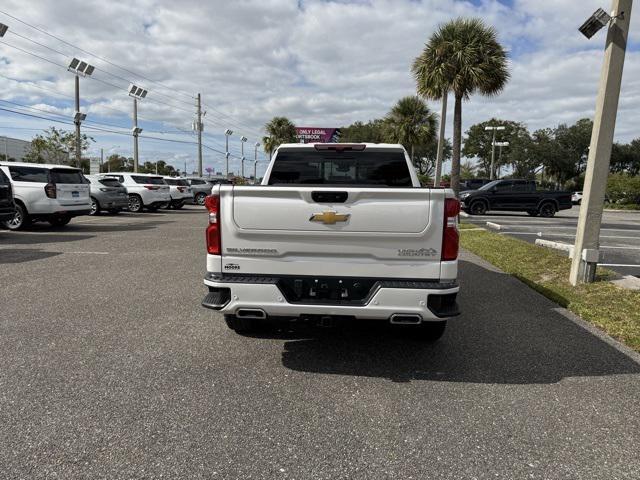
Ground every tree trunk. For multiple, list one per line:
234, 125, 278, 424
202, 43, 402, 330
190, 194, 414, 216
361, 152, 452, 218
451, 94, 463, 196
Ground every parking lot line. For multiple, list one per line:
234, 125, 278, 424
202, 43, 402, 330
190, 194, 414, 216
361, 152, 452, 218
599, 263, 640, 268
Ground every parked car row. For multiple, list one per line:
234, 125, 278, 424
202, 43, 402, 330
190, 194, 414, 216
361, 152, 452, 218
0, 161, 222, 230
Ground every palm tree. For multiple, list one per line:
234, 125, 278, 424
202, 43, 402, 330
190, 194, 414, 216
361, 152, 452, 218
412, 17, 509, 195
384, 96, 437, 165
263, 116, 297, 159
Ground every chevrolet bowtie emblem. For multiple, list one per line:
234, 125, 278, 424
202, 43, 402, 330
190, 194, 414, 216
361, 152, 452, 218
309, 210, 350, 225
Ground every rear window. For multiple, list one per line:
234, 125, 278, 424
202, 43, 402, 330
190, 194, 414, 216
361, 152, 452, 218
267, 150, 412, 187
164, 178, 189, 186
8, 166, 49, 183
50, 168, 85, 184
132, 175, 165, 185
99, 178, 122, 187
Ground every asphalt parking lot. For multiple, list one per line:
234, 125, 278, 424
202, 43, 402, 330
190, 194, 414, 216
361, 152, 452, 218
463, 206, 640, 278
1, 207, 640, 479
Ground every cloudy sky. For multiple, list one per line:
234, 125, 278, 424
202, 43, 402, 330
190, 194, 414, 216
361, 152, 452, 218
0, 0, 638, 176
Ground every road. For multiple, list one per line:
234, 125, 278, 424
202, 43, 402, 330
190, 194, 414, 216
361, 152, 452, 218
1, 207, 640, 479
463, 206, 640, 278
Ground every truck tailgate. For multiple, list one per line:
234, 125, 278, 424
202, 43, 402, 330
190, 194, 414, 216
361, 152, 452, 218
217, 186, 447, 279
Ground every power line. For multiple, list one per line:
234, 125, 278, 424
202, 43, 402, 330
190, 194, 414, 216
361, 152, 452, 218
0, 9, 196, 103
0, 10, 268, 136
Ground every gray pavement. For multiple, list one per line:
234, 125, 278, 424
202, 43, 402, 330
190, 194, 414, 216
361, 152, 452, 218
1, 207, 640, 479
463, 206, 640, 278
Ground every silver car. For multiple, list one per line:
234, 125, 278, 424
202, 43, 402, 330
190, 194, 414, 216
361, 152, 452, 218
184, 177, 214, 205
85, 175, 129, 215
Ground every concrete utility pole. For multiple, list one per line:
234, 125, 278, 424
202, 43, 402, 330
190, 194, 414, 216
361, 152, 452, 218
100, 148, 103, 172
74, 75, 82, 168
434, 93, 447, 187
254, 142, 260, 184
570, 0, 632, 285
196, 93, 203, 177
132, 98, 139, 173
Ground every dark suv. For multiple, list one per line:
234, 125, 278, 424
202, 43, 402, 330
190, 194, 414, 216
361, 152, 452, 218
0, 168, 15, 223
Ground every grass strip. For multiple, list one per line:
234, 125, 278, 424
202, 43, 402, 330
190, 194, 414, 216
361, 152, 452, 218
460, 227, 640, 352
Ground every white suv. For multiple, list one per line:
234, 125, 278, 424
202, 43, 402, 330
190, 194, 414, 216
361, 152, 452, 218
0, 162, 90, 230
104, 172, 170, 213
163, 177, 192, 209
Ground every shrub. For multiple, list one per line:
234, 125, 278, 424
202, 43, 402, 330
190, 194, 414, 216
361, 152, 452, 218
606, 173, 640, 205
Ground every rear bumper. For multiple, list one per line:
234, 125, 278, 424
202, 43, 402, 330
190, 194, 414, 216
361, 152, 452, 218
202, 274, 460, 321
98, 196, 128, 209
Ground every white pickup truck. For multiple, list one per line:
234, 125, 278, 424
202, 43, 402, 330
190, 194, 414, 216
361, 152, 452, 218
202, 143, 460, 340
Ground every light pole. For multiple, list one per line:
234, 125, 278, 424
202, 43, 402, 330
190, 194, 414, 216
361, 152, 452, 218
254, 142, 260, 184
128, 84, 147, 173
485, 125, 505, 180
240, 136, 247, 179
570, 0, 632, 285
224, 129, 233, 178
68, 58, 95, 169
494, 141, 509, 178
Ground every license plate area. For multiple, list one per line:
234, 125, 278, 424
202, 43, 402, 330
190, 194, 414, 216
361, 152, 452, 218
277, 277, 378, 305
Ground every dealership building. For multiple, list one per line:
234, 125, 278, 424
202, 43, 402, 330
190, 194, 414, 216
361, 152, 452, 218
0, 136, 32, 161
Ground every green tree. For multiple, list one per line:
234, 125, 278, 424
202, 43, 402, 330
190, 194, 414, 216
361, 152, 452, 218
384, 96, 437, 165
263, 116, 297, 159
24, 127, 94, 166
339, 119, 388, 143
461, 160, 477, 179
101, 154, 133, 173
611, 139, 640, 175
463, 119, 532, 178
412, 17, 509, 195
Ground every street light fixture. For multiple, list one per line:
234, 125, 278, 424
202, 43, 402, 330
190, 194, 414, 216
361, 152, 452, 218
579, 8, 613, 38
224, 129, 233, 178
485, 125, 505, 180
128, 84, 148, 173
0, 23, 9, 37
68, 58, 95, 77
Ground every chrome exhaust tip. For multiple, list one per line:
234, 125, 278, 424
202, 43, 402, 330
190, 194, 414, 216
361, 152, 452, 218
236, 308, 267, 319
389, 314, 422, 325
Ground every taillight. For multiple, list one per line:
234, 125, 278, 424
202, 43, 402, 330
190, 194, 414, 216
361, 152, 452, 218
441, 198, 460, 261
44, 183, 57, 199
205, 195, 221, 255
177, 186, 185, 193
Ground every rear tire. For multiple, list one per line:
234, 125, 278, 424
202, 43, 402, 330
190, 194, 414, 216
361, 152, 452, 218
469, 200, 487, 216
90, 197, 100, 216
48, 215, 71, 227
417, 321, 447, 342
224, 314, 259, 334
538, 202, 556, 218
195, 192, 206, 206
4, 203, 30, 231
128, 194, 143, 213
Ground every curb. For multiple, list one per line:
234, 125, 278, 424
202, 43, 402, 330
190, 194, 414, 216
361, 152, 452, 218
486, 222, 502, 230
